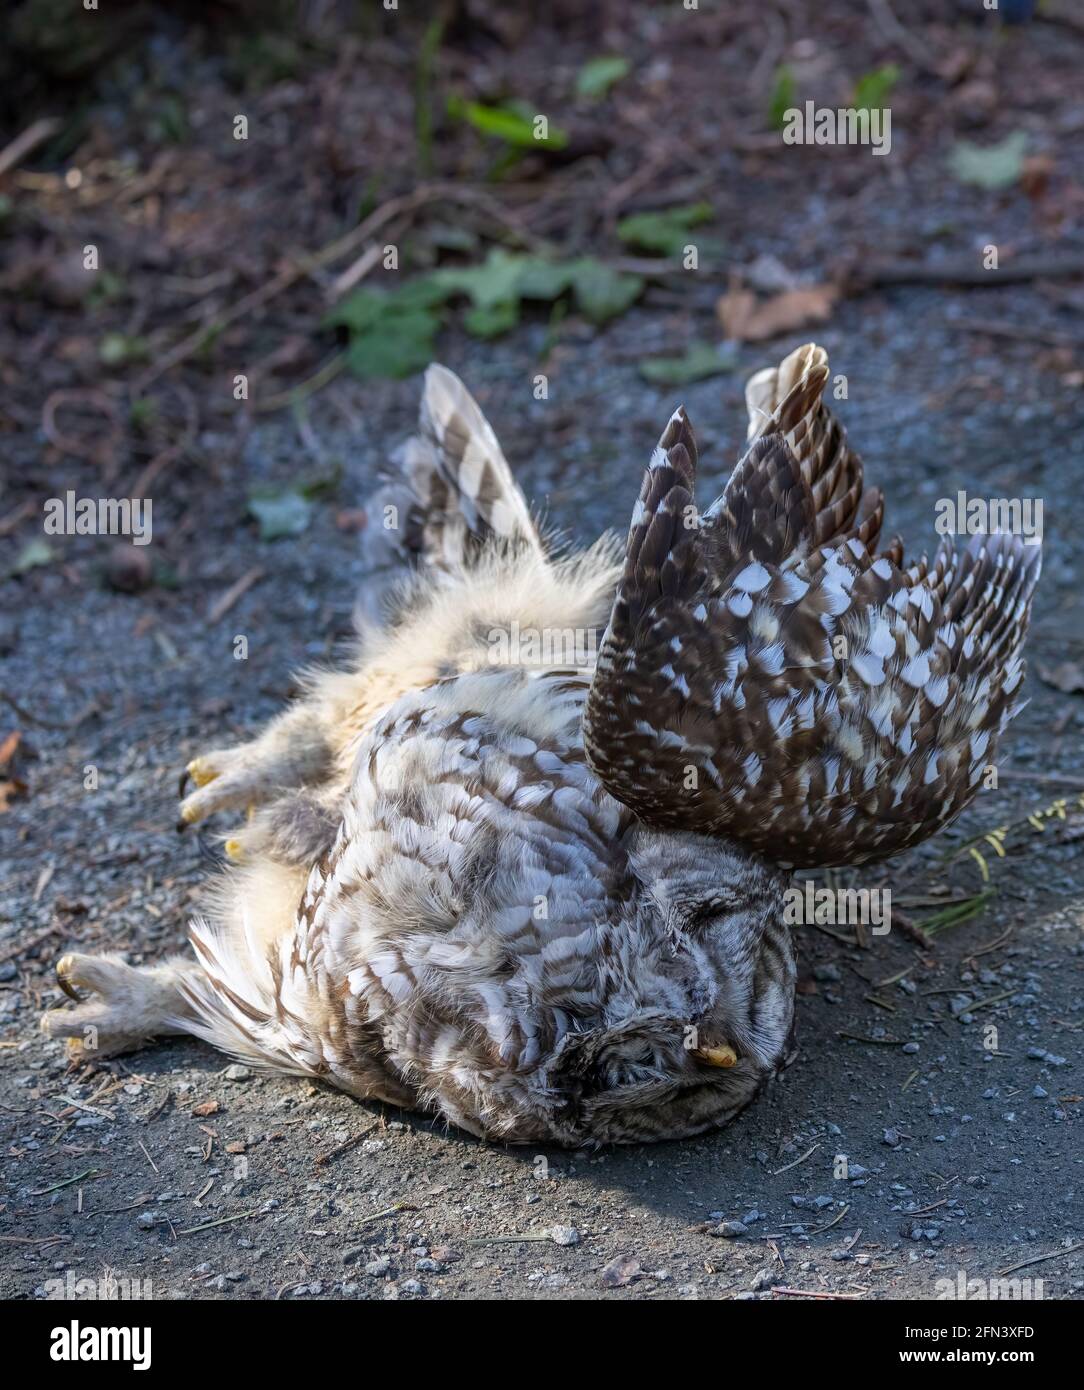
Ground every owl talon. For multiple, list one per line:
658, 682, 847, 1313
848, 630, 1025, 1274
55, 954, 85, 1003
187, 757, 220, 788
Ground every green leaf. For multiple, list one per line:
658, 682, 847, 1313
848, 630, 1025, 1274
515, 259, 578, 301
327, 279, 445, 380
345, 307, 440, 379
447, 96, 568, 149
433, 249, 531, 311
616, 202, 715, 256
99, 332, 149, 366
296, 463, 343, 500
464, 300, 520, 338
853, 63, 899, 111
638, 342, 737, 386
569, 259, 644, 324
768, 65, 796, 132
948, 132, 1029, 190
575, 55, 630, 100
324, 278, 447, 333
13, 538, 55, 574
247, 489, 313, 541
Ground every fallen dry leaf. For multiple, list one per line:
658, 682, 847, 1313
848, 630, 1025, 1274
1038, 661, 1084, 695
1020, 154, 1055, 201
0, 729, 22, 772
0, 778, 27, 812
599, 1254, 643, 1288
191, 1099, 221, 1118
717, 280, 837, 343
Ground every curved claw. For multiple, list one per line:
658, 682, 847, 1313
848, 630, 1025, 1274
55, 954, 84, 1003
186, 757, 220, 788
178, 768, 192, 799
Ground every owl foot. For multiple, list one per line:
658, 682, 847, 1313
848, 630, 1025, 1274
40, 952, 195, 1060
178, 746, 258, 826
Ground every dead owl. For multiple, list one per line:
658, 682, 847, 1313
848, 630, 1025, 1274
41, 344, 1040, 1145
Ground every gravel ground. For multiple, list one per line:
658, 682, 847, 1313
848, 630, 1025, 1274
3, 283, 1083, 1301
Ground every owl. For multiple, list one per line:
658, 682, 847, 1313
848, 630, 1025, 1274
41, 344, 1041, 1146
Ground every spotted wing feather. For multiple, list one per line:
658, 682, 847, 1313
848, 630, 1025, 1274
584, 349, 1041, 867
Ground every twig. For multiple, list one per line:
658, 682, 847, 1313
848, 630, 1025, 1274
997, 1242, 1084, 1278
128, 383, 199, 498
314, 1121, 380, 1168
253, 351, 348, 415
809, 1203, 850, 1235
0, 689, 97, 732
134, 187, 440, 391
966, 989, 1014, 1015
464, 1232, 557, 1245
846, 254, 1084, 294
0, 922, 61, 964
867, 0, 941, 74
907, 1199, 948, 1217
0, 117, 61, 179
175, 1210, 258, 1236
837, 1032, 901, 1046
41, 388, 123, 479
59, 1095, 115, 1120
0, 1234, 71, 1245
771, 1286, 862, 1300
0, 499, 36, 537
145, 1089, 173, 1123
773, 1143, 819, 1177
29, 1168, 101, 1196
354, 1202, 418, 1226
326, 243, 390, 305
206, 567, 266, 625
955, 319, 1082, 349
998, 769, 1084, 790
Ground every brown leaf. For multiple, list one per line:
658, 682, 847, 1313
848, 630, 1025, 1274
1021, 154, 1054, 201
0, 778, 27, 812
1038, 661, 1084, 695
191, 1099, 221, 1117
336, 508, 368, 533
0, 729, 22, 772
717, 281, 837, 343
599, 1254, 643, 1288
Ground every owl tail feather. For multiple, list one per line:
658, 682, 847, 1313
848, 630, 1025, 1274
583, 344, 1041, 869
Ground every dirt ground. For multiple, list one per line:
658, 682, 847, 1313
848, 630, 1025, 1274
1, 2, 1083, 1301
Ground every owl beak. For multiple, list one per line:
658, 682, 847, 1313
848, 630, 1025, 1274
693, 1043, 738, 1068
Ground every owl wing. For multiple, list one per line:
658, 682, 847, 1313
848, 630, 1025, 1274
583, 347, 1041, 868
392, 363, 543, 572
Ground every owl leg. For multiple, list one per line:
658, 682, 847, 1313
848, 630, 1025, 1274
179, 699, 334, 829
40, 952, 198, 1061
218, 791, 341, 866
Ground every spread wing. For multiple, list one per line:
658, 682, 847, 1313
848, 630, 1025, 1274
583, 345, 1041, 868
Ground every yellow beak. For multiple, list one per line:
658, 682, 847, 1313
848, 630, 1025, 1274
694, 1043, 738, 1068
